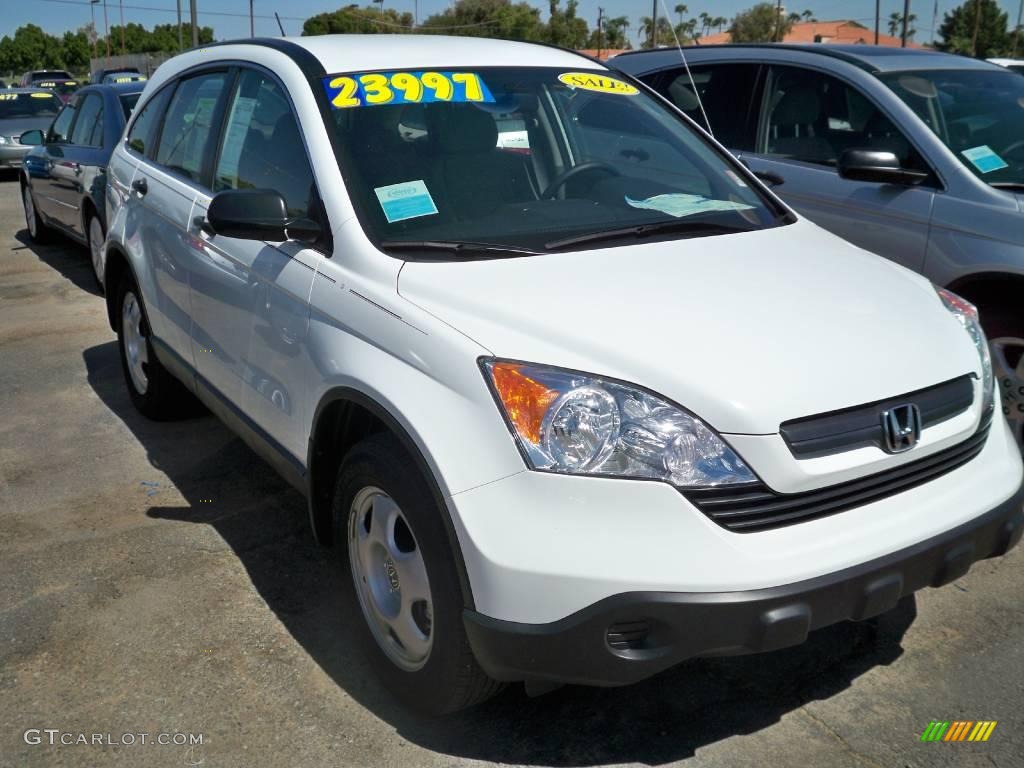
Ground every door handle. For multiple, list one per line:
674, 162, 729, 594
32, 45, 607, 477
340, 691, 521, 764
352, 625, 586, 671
72, 163, 82, 176
193, 215, 216, 237
131, 177, 148, 196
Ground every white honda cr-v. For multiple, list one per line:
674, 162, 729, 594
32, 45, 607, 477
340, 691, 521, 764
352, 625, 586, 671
101, 35, 1023, 714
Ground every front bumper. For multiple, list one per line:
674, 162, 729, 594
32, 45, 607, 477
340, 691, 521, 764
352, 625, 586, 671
0, 144, 30, 166
464, 480, 1024, 686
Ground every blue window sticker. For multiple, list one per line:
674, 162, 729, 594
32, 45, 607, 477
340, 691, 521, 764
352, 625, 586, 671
323, 71, 495, 109
961, 145, 1008, 174
374, 180, 438, 223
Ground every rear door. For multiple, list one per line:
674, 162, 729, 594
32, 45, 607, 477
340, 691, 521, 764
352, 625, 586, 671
742, 64, 937, 271
188, 66, 323, 460
48, 91, 105, 234
34, 97, 78, 224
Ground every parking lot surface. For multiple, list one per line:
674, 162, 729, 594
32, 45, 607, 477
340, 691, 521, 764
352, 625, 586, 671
1, 174, 1022, 768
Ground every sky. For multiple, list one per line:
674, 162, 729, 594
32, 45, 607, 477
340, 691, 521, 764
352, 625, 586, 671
4, 0, 1023, 49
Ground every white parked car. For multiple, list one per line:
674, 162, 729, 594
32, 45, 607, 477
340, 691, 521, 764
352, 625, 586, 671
101, 35, 1024, 713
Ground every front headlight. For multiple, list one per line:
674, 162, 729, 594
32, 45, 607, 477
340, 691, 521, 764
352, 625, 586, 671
936, 287, 994, 411
482, 360, 756, 487
0, 136, 8, 145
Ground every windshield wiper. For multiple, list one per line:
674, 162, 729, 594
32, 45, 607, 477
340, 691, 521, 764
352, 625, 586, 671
379, 240, 541, 258
989, 182, 1024, 191
544, 219, 752, 251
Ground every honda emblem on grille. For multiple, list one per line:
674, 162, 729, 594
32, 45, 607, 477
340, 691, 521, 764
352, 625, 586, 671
882, 403, 922, 453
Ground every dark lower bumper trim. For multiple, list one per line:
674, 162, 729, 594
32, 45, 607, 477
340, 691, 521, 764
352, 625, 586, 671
464, 481, 1024, 687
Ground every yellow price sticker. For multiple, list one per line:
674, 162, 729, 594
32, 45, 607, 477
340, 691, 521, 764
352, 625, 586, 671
324, 71, 494, 109
558, 72, 639, 96
31, 92, 53, 99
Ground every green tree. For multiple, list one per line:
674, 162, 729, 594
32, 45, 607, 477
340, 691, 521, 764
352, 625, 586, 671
937, 0, 1010, 56
639, 15, 673, 47
729, 3, 792, 42
546, 0, 589, 47
674, 4, 688, 25
303, 5, 413, 35
418, 0, 543, 39
586, 15, 631, 49
802, 9, 816, 21
59, 29, 91, 70
887, 11, 917, 38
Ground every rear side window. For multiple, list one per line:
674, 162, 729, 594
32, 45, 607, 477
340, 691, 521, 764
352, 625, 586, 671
48, 101, 77, 143
127, 86, 173, 156
213, 69, 317, 220
70, 93, 103, 147
156, 71, 229, 183
655, 64, 761, 151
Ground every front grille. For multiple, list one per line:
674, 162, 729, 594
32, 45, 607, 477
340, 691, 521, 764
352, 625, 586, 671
780, 375, 974, 458
683, 416, 991, 533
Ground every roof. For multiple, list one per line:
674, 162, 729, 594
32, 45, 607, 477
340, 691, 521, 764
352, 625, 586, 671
5, 87, 62, 94
79, 81, 147, 95
286, 35, 601, 73
699, 20, 923, 49
615, 42, 1003, 74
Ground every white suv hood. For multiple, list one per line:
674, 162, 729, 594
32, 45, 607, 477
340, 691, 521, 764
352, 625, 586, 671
397, 221, 980, 434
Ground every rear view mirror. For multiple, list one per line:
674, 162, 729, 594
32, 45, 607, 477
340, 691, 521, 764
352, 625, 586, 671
19, 129, 44, 146
838, 149, 929, 186
205, 189, 321, 243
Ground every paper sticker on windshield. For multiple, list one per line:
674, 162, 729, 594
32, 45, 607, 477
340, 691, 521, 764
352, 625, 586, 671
961, 145, 1008, 174
323, 71, 495, 109
558, 72, 639, 96
625, 193, 754, 218
375, 180, 438, 223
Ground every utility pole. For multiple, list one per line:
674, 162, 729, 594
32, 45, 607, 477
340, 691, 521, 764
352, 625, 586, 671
775, 0, 783, 41
901, 0, 911, 47
176, 0, 183, 50
190, 0, 198, 47
249, 0, 254, 36
103, 0, 110, 62
971, 0, 982, 56
1014, 0, 1023, 56
650, 0, 657, 47
874, 0, 880, 43
90, 0, 100, 62
119, 0, 126, 54
597, 7, 604, 58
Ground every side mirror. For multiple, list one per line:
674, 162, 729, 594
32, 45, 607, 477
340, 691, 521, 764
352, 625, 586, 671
838, 149, 929, 185
19, 129, 44, 146
205, 189, 321, 243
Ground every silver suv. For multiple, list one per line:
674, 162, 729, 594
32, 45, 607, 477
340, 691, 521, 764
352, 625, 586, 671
613, 45, 1024, 446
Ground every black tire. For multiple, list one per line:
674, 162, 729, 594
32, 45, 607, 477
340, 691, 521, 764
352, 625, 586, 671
86, 210, 106, 293
21, 181, 51, 244
333, 433, 503, 715
115, 272, 196, 420
977, 303, 1024, 450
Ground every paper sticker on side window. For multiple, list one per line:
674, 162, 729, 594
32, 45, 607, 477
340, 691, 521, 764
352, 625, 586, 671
375, 180, 438, 223
323, 71, 495, 109
961, 145, 1008, 174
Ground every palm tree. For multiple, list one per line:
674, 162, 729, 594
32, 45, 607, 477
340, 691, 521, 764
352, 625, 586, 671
802, 9, 816, 21
888, 11, 917, 38
715, 15, 727, 32
699, 11, 711, 35
674, 3, 688, 26
788, 11, 801, 23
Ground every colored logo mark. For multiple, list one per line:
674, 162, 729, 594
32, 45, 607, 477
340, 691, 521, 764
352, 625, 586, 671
920, 721, 997, 742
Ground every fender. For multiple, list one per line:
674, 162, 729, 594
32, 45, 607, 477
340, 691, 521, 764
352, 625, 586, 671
308, 386, 476, 610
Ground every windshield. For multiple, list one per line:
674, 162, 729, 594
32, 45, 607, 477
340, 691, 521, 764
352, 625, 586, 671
322, 67, 786, 255
0, 92, 62, 118
879, 68, 1024, 186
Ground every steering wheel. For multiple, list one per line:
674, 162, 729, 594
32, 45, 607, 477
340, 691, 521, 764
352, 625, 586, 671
1000, 139, 1024, 160
540, 161, 620, 200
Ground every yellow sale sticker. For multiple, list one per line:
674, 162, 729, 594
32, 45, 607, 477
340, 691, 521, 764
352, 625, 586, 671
30, 92, 53, 98
558, 72, 639, 96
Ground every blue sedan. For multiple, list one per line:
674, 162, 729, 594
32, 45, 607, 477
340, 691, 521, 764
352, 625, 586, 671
20, 82, 144, 291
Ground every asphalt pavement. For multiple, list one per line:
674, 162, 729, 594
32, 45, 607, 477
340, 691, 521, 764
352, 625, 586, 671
1, 172, 1022, 768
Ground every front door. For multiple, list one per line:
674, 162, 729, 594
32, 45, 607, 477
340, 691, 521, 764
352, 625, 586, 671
743, 64, 936, 272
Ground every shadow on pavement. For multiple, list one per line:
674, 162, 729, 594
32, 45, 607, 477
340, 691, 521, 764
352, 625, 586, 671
84, 339, 917, 766
13, 227, 101, 298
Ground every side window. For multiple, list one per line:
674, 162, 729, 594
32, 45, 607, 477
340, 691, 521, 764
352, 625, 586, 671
657, 64, 761, 150
70, 94, 103, 147
155, 71, 230, 184
48, 101, 77, 143
213, 69, 317, 220
762, 66, 925, 170
127, 85, 173, 156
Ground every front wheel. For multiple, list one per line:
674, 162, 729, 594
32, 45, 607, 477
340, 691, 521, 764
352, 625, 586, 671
333, 433, 502, 714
